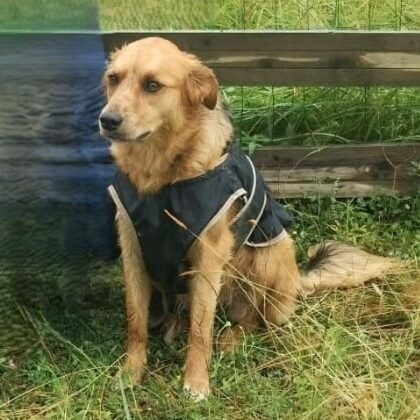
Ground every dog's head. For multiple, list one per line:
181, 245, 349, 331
99, 37, 218, 143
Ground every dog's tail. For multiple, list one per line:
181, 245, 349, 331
299, 240, 400, 297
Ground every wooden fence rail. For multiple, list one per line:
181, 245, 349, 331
103, 31, 420, 86
254, 143, 419, 197
1, 31, 419, 199
1, 143, 417, 200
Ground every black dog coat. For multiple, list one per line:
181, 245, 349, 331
108, 143, 293, 295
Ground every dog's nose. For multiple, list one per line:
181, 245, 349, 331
100, 112, 123, 131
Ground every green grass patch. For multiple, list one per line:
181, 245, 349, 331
0, 0, 99, 31
1, 195, 419, 418
224, 86, 420, 147
98, 0, 420, 30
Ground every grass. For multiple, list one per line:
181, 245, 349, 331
98, 0, 420, 30
224, 86, 420, 149
0, 0, 99, 31
1, 196, 419, 419
1, 1, 419, 418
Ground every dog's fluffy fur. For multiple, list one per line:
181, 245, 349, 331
100, 37, 395, 399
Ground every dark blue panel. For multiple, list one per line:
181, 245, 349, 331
0, 34, 118, 265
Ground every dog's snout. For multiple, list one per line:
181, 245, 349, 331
100, 112, 123, 131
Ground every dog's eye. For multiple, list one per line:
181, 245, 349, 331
144, 80, 162, 93
108, 74, 119, 86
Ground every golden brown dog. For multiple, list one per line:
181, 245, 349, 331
99, 37, 394, 400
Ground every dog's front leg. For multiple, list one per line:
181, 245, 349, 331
183, 266, 222, 399
183, 222, 234, 400
116, 210, 152, 384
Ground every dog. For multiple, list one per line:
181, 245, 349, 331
99, 37, 395, 400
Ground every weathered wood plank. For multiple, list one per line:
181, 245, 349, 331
254, 143, 419, 197
102, 31, 420, 53
3, 143, 416, 166
213, 68, 420, 86
4, 32, 420, 85
265, 179, 416, 198
261, 165, 413, 183
102, 31, 420, 86
1, 143, 417, 198
252, 143, 420, 167
200, 51, 420, 69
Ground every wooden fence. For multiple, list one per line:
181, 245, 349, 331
1, 31, 419, 202
0, 30, 419, 262
104, 31, 420, 86
104, 31, 420, 197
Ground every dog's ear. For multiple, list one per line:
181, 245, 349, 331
184, 61, 218, 110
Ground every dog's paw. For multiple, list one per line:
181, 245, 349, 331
183, 377, 210, 401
